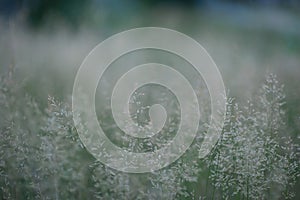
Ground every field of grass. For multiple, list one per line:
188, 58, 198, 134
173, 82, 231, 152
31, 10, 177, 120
0, 2, 299, 199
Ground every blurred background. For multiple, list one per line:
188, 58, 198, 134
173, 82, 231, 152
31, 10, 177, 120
1, 0, 299, 109
0, 0, 299, 199
1, 0, 300, 137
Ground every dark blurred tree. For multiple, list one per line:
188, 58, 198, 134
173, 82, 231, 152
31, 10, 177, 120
1, 0, 299, 28
0, 0, 23, 20
27, 0, 91, 28
0, 0, 91, 28
141, 0, 199, 8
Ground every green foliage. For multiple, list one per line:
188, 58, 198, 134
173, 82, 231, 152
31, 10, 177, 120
0, 72, 299, 199
208, 74, 299, 199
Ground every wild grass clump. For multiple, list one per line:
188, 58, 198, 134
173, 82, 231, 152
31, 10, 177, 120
0, 70, 299, 199
207, 74, 299, 200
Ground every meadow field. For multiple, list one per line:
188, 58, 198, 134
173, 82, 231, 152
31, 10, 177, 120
0, 1, 299, 199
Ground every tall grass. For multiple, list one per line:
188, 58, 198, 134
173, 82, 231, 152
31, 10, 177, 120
208, 74, 299, 199
0, 69, 299, 199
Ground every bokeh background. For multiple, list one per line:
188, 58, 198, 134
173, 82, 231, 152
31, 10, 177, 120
1, 0, 300, 115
